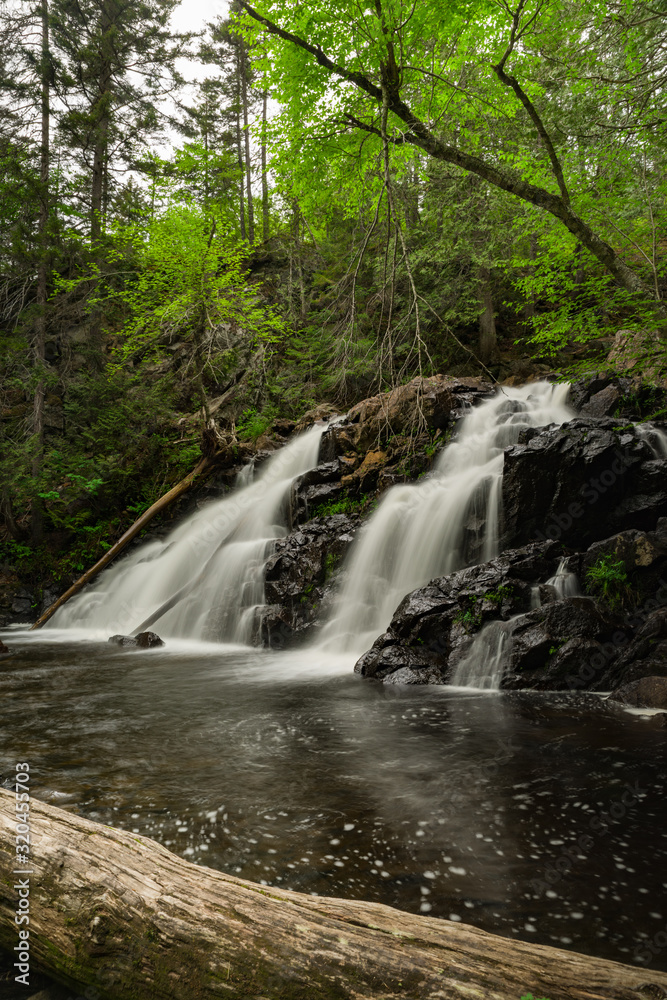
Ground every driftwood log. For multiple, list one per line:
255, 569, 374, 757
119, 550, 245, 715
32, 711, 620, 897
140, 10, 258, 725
1, 790, 667, 1000
30, 454, 216, 630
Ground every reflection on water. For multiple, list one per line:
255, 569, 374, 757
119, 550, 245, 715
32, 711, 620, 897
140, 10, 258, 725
1, 630, 666, 970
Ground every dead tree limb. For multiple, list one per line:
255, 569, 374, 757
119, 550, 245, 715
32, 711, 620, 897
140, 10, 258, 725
30, 454, 216, 630
1, 789, 665, 1000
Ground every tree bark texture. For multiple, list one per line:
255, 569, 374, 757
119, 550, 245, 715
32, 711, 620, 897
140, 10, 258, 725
478, 265, 498, 365
261, 89, 269, 241
1, 789, 666, 1000
240, 41, 255, 242
235, 44, 247, 240
31, 0, 50, 545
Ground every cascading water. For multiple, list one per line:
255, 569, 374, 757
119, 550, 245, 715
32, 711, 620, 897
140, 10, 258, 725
317, 382, 573, 657
531, 557, 580, 609
48, 425, 326, 641
449, 620, 512, 690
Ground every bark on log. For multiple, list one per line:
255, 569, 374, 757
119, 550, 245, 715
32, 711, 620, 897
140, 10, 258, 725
1, 789, 666, 1000
30, 455, 215, 630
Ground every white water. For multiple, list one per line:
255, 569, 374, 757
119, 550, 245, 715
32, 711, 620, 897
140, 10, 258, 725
317, 382, 573, 657
531, 557, 580, 609
48, 426, 326, 641
637, 423, 667, 459
449, 620, 512, 690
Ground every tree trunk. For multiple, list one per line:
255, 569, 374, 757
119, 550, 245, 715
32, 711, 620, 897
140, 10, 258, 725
0, 790, 665, 1000
30, 454, 215, 630
90, 14, 111, 244
240, 41, 254, 242
31, 0, 50, 545
478, 264, 498, 365
261, 88, 269, 241
0, 489, 23, 542
235, 46, 246, 240
88, 1, 113, 361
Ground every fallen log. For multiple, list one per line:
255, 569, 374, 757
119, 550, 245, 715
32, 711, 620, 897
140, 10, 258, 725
30, 454, 215, 630
1, 790, 666, 1000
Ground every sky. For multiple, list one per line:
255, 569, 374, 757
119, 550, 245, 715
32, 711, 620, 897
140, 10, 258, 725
172, 0, 229, 82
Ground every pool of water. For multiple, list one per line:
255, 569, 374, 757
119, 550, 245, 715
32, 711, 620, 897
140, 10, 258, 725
1, 628, 666, 970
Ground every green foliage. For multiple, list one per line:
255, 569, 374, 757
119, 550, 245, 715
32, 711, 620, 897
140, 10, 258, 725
484, 584, 513, 605
453, 596, 482, 633
313, 492, 363, 517
585, 554, 631, 610
236, 406, 278, 442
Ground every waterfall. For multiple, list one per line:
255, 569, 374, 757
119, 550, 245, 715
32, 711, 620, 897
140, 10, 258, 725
449, 620, 511, 690
48, 425, 326, 641
317, 382, 573, 655
531, 557, 580, 609
637, 423, 667, 459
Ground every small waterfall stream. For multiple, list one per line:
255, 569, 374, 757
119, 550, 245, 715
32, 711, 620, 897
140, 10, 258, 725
50, 381, 574, 694
48, 425, 326, 640
317, 382, 573, 657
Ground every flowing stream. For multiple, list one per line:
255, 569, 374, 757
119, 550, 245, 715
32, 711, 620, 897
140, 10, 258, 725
318, 381, 573, 656
1, 634, 665, 971
49, 425, 325, 642
4, 380, 667, 972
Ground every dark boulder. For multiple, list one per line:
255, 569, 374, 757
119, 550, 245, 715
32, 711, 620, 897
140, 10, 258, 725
291, 462, 345, 524
581, 520, 667, 610
108, 631, 165, 649
501, 417, 667, 550
601, 607, 667, 691
500, 597, 620, 691
609, 675, 667, 710
354, 540, 563, 684
567, 374, 619, 412
0, 640, 12, 660
580, 384, 622, 417
109, 634, 138, 647
136, 631, 165, 648
10, 589, 34, 620
262, 514, 360, 646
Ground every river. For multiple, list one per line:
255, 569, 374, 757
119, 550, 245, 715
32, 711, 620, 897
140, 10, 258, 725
1, 629, 665, 971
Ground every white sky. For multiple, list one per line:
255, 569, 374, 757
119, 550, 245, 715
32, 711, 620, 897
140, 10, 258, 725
172, 0, 230, 82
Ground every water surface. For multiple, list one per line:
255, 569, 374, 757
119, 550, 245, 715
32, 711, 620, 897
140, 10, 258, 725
1, 630, 665, 970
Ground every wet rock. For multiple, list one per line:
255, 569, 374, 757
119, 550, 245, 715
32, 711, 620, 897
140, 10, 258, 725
0, 640, 12, 660
39, 587, 60, 616
108, 631, 164, 648
354, 540, 563, 684
581, 521, 667, 609
501, 417, 667, 550
501, 597, 619, 691
109, 634, 137, 646
262, 514, 360, 645
609, 675, 667, 710
136, 631, 165, 648
567, 374, 617, 412
580, 384, 621, 417
292, 462, 346, 523
600, 607, 667, 690
10, 588, 34, 618
341, 449, 389, 494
